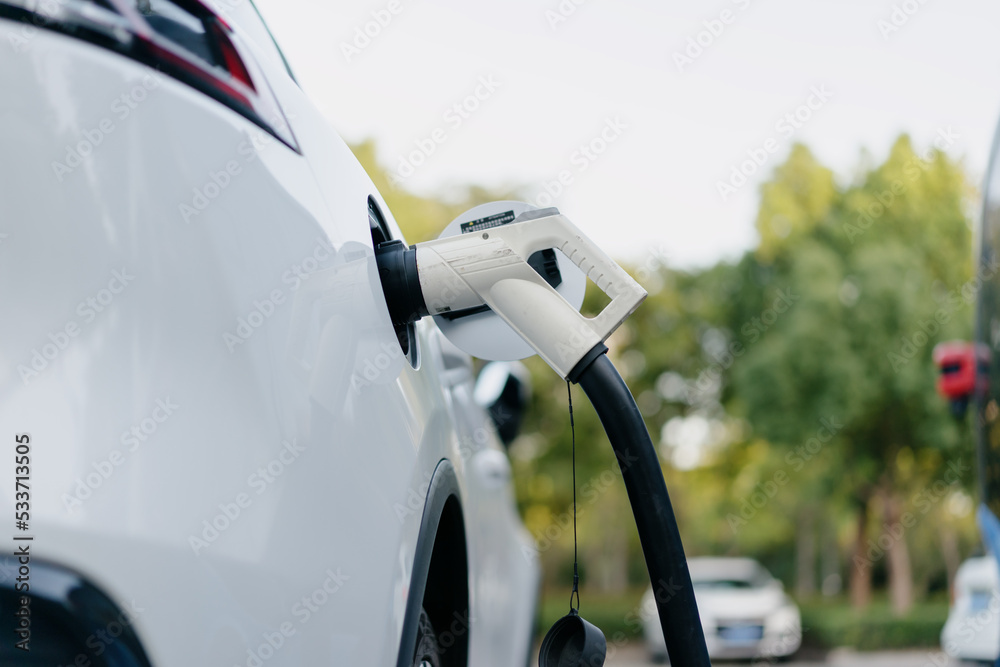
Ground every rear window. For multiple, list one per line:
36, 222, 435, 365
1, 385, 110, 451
133, 0, 220, 68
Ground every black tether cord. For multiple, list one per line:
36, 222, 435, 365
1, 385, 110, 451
568, 381, 580, 614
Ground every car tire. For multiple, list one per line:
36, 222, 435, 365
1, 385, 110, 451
413, 607, 442, 667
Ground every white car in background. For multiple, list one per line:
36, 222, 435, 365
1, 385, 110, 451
642, 557, 801, 663
941, 556, 1000, 663
0, 1, 538, 665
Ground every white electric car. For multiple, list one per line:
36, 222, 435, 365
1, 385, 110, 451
0, 1, 539, 665
941, 556, 1000, 663
642, 557, 801, 663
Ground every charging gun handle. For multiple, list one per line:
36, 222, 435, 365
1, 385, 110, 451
414, 211, 647, 380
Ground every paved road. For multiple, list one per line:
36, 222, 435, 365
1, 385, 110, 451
599, 643, 952, 667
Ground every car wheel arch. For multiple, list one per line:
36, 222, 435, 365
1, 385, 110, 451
396, 458, 469, 667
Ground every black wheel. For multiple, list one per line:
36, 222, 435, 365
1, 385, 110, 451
412, 607, 442, 667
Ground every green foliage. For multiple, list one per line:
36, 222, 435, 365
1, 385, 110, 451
800, 598, 949, 650
755, 144, 837, 261
731, 139, 972, 516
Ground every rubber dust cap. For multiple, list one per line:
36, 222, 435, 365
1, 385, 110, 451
538, 610, 606, 667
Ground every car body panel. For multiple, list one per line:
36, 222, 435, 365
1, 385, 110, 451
941, 556, 1000, 661
0, 7, 537, 666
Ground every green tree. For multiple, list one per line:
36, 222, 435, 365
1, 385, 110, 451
730, 138, 974, 614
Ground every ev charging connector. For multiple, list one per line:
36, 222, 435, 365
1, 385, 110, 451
375, 208, 646, 380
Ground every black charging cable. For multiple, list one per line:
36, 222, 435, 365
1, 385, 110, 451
571, 349, 711, 667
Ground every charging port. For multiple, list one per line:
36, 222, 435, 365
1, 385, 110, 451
369, 198, 420, 367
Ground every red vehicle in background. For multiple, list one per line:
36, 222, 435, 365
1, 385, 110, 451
933, 341, 989, 418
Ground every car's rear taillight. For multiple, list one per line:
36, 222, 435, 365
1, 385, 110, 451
0, 0, 298, 151
209, 18, 253, 89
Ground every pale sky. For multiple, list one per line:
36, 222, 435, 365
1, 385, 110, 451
255, 0, 1000, 268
